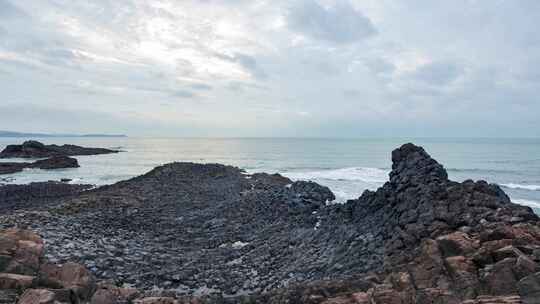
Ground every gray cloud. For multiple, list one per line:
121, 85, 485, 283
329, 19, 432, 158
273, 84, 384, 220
364, 58, 395, 76
215, 52, 268, 80
287, 0, 376, 44
0, 0, 26, 18
0, 0, 538, 137
171, 90, 196, 99
411, 61, 464, 85
190, 83, 213, 91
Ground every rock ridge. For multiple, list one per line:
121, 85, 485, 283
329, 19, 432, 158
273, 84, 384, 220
0, 156, 79, 175
0, 141, 119, 159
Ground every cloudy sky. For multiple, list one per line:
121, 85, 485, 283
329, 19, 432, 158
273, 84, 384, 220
1, 0, 539, 137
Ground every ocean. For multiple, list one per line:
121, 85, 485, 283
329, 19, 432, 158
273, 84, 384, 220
1, 137, 539, 213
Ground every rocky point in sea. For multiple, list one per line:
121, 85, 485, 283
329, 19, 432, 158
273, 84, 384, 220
0, 156, 80, 175
0, 143, 539, 304
0, 140, 120, 158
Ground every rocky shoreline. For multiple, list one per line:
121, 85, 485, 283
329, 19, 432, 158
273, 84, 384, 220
0, 143, 539, 303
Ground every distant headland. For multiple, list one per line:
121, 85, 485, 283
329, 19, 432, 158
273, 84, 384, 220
0, 130, 127, 138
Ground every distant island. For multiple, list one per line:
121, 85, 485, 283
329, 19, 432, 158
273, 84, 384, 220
0, 130, 127, 138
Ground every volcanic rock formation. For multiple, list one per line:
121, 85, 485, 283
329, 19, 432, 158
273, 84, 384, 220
0, 143, 539, 304
0, 156, 80, 175
0, 141, 119, 158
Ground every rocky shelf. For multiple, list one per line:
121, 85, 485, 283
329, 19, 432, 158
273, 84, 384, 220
0, 156, 79, 175
0, 143, 539, 304
0, 141, 120, 159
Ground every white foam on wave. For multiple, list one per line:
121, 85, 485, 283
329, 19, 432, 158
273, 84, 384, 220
281, 167, 389, 184
502, 183, 540, 191
512, 198, 540, 209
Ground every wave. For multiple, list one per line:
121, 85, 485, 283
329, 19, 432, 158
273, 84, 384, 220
281, 167, 389, 184
501, 183, 540, 191
446, 168, 520, 174
512, 198, 540, 209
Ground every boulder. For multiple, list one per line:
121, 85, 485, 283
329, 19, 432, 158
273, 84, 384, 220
482, 258, 518, 295
437, 232, 478, 257
39, 262, 95, 300
133, 298, 178, 304
518, 272, 540, 304
0, 229, 44, 275
17, 288, 73, 304
0, 273, 35, 290
91, 284, 140, 304
444, 256, 478, 298
409, 239, 447, 290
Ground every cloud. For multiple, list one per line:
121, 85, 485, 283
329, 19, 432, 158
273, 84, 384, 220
215, 52, 268, 80
190, 83, 213, 91
364, 58, 395, 76
171, 90, 196, 99
0, 1, 539, 137
287, 0, 376, 44
410, 61, 464, 85
0, 0, 26, 18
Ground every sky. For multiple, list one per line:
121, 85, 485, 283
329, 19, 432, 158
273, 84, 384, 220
0, 0, 539, 137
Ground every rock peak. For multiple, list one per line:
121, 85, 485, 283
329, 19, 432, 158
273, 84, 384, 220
389, 143, 448, 186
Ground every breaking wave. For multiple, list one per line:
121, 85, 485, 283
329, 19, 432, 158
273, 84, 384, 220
281, 167, 389, 184
512, 198, 540, 209
501, 183, 540, 191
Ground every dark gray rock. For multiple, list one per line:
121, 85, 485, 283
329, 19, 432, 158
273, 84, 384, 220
0, 156, 79, 175
0, 140, 119, 158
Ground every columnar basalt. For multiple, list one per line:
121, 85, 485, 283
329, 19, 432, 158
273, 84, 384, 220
0, 143, 538, 304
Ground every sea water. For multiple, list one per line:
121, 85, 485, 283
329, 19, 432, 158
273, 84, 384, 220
1, 137, 539, 213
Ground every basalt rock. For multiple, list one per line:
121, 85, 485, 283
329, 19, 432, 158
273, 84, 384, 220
0, 156, 79, 175
0, 140, 119, 158
0, 143, 538, 304
0, 182, 92, 213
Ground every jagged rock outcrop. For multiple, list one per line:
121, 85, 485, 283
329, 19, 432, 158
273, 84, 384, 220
0, 141, 119, 158
0, 143, 538, 303
0, 156, 80, 175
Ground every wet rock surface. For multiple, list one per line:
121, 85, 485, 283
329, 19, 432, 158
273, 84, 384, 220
0, 140, 119, 158
0, 143, 538, 303
0, 156, 80, 175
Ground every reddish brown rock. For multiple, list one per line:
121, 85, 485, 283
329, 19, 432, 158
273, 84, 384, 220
351, 292, 371, 304
461, 295, 522, 304
134, 298, 178, 304
0, 229, 44, 275
0, 273, 35, 290
39, 262, 95, 300
444, 256, 478, 299
437, 232, 479, 257
91, 284, 140, 304
415, 288, 459, 304
482, 258, 518, 295
370, 284, 407, 304
409, 239, 448, 290
17, 288, 62, 304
